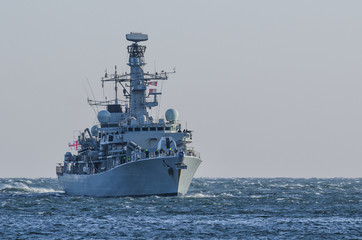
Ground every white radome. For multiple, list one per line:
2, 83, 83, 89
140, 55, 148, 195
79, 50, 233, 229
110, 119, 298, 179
97, 110, 111, 123
165, 109, 179, 123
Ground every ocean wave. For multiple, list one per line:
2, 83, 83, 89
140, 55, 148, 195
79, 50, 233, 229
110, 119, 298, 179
0, 179, 62, 194
186, 193, 217, 198
1, 185, 60, 194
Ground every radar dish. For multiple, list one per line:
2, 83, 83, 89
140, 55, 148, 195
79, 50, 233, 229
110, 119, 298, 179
126, 32, 148, 42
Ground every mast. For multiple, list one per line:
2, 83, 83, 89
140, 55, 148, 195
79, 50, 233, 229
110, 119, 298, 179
114, 66, 118, 105
88, 32, 174, 123
126, 33, 148, 119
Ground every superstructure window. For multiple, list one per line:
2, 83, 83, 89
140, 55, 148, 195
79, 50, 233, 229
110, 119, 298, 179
128, 128, 133, 132
157, 127, 164, 131
109, 135, 114, 142
165, 127, 171, 131
135, 127, 140, 131
142, 127, 148, 131
150, 127, 156, 131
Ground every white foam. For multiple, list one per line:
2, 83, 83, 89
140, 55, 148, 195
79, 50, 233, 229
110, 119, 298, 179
0, 182, 60, 194
28, 187, 58, 193
250, 195, 262, 199
220, 193, 234, 197
186, 193, 217, 198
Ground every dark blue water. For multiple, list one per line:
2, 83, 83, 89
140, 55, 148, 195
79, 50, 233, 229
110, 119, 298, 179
0, 178, 361, 239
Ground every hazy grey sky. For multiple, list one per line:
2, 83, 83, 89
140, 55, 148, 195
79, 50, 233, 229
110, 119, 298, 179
0, 0, 361, 178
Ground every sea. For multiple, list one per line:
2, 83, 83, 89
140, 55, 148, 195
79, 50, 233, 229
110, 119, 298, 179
0, 178, 361, 239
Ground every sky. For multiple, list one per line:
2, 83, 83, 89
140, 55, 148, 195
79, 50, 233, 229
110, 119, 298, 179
0, 0, 361, 178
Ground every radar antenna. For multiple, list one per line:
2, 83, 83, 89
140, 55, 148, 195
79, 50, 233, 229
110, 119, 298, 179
88, 32, 175, 121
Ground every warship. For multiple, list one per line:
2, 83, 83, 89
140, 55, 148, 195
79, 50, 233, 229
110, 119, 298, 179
56, 33, 202, 197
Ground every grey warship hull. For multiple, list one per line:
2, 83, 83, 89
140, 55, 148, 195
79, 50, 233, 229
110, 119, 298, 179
58, 156, 201, 197
57, 32, 202, 197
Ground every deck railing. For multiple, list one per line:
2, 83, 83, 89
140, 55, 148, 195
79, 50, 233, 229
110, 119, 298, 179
142, 150, 200, 159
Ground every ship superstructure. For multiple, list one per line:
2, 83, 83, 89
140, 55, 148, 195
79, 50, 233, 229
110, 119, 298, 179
56, 33, 201, 197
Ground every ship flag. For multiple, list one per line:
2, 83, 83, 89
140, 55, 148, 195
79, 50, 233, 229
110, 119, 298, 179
69, 141, 81, 150
149, 89, 156, 93
148, 81, 158, 86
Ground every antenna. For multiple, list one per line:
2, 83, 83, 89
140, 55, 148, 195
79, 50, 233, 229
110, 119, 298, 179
82, 83, 98, 119
126, 32, 148, 42
86, 78, 98, 112
89, 33, 172, 117
156, 80, 164, 120
114, 65, 118, 104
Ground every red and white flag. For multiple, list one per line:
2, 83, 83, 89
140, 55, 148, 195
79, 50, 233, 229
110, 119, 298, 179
148, 81, 158, 86
149, 89, 156, 93
69, 141, 81, 150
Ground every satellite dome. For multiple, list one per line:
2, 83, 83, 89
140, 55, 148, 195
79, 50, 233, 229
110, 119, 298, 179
97, 110, 111, 123
165, 109, 179, 123
91, 125, 99, 136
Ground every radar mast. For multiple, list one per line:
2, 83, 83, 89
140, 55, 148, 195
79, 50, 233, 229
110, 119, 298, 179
88, 32, 174, 123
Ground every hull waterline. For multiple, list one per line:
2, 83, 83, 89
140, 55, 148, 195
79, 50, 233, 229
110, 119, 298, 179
58, 156, 201, 197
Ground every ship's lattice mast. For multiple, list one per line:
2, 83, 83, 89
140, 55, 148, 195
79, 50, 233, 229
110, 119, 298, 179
88, 33, 174, 123
128, 42, 147, 119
